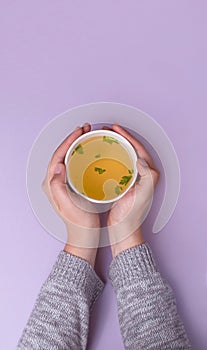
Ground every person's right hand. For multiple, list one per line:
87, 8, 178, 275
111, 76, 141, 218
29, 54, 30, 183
42, 123, 100, 267
106, 125, 160, 257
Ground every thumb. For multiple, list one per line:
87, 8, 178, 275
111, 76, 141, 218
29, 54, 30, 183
54, 162, 66, 176
50, 164, 95, 214
52, 163, 67, 187
50, 163, 71, 205
136, 158, 151, 177
136, 158, 154, 194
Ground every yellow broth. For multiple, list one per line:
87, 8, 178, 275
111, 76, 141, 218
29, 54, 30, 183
68, 135, 134, 200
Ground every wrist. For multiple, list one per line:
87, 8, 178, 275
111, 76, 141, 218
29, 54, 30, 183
65, 222, 100, 249
110, 227, 145, 258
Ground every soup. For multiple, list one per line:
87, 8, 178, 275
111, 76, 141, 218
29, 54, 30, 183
67, 135, 134, 201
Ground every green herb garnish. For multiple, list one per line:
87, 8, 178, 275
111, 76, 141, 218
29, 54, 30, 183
115, 185, 122, 195
72, 144, 83, 155
119, 175, 132, 186
94, 167, 106, 174
128, 169, 134, 174
103, 136, 119, 144
95, 153, 101, 158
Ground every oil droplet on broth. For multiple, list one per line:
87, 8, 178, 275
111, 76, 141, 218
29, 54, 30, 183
83, 158, 131, 200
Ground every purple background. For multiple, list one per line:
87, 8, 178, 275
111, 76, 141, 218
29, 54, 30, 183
1, 1, 207, 349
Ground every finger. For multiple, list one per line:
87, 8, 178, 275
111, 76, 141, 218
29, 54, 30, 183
48, 126, 83, 177
102, 125, 112, 130
52, 126, 83, 164
112, 124, 155, 169
82, 122, 91, 133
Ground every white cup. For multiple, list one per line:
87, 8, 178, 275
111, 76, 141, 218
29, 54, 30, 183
64, 129, 138, 207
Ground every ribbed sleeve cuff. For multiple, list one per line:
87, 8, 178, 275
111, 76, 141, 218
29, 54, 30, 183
48, 251, 104, 307
109, 243, 158, 289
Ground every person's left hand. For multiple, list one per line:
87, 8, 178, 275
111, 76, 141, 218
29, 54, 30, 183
42, 123, 100, 267
104, 124, 159, 257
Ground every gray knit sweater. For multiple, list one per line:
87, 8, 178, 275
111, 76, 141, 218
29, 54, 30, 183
17, 244, 191, 349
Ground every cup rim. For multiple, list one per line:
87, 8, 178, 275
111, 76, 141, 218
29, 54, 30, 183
64, 129, 138, 204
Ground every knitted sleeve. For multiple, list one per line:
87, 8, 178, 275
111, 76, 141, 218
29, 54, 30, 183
17, 251, 104, 350
109, 243, 191, 350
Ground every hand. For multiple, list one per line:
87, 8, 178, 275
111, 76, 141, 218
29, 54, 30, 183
105, 124, 159, 257
42, 123, 100, 267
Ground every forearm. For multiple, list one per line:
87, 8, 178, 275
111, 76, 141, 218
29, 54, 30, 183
109, 243, 191, 350
18, 251, 104, 350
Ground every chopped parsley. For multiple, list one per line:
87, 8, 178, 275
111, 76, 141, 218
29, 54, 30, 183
115, 185, 122, 195
103, 136, 119, 144
119, 175, 132, 186
72, 144, 83, 155
94, 167, 106, 174
95, 153, 101, 158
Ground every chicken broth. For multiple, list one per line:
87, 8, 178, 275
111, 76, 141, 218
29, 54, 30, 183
68, 135, 134, 201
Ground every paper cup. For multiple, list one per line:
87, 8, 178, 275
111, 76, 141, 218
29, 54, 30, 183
64, 130, 138, 205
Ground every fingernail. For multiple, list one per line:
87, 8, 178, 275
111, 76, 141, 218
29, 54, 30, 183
82, 122, 90, 127
55, 164, 62, 174
139, 158, 148, 167
75, 126, 82, 130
